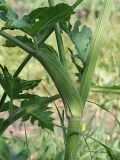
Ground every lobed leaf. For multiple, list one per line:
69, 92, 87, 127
0, 65, 41, 100
0, 95, 56, 133
0, 1, 31, 31
27, 3, 74, 36
62, 21, 92, 64
21, 96, 54, 131
0, 2, 73, 36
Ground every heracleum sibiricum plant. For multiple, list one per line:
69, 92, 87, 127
1, 0, 119, 159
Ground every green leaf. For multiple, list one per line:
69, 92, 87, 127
0, 0, 6, 4
90, 85, 120, 94
27, 3, 74, 36
3, 35, 33, 48
62, 21, 92, 64
4, 17, 31, 31
0, 137, 9, 160
0, 95, 59, 135
0, 3, 73, 36
68, 48, 83, 82
90, 137, 120, 160
0, 101, 18, 112
0, 65, 41, 100
0, 12, 6, 20
74, 25, 92, 64
0, 2, 32, 31
21, 96, 54, 131
12, 149, 28, 160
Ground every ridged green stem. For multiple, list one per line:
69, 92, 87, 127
79, 0, 112, 105
35, 48, 83, 118
64, 118, 80, 160
0, 30, 83, 118
48, 0, 67, 68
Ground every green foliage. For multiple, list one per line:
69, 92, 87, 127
0, 65, 41, 100
91, 85, 120, 94
0, 65, 55, 132
62, 21, 92, 64
0, 137, 9, 160
0, 0, 74, 36
10, 150, 29, 160
21, 96, 54, 131
0, 0, 31, 30
28, 3, 74, 36
0, 0, 115, 159
4, 35, 33, 48
92, 138, 120, 160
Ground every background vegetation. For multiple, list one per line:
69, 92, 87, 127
0, 0, 120, 159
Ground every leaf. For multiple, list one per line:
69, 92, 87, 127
90, 85, 120, 95
0, 95, 58, 135
21, 96, 54, 131
3, 35, 33, 48
62, 21, 92, 64
0, 137, 9, 160
68, 48, 84, 81
75, 25, 92, 64
0, 11, 6, 20
0, 101, 18, 112
0, 0, 6, 4
40, 43, 58, 57
10, 149, 29, 160
26, 3, 74, 36
0, 65, 41, 100
90, 137, 120, 160
0, 2, 73, 36
0, 2, 32, 31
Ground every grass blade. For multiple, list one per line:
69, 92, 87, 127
90, 85, 120, 95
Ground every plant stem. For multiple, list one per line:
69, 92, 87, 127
64, 117, 80, 160
0, 31, 35, 54
79, 0, 112, 105
48, 0, 67, 68
72, 0, 84, 9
